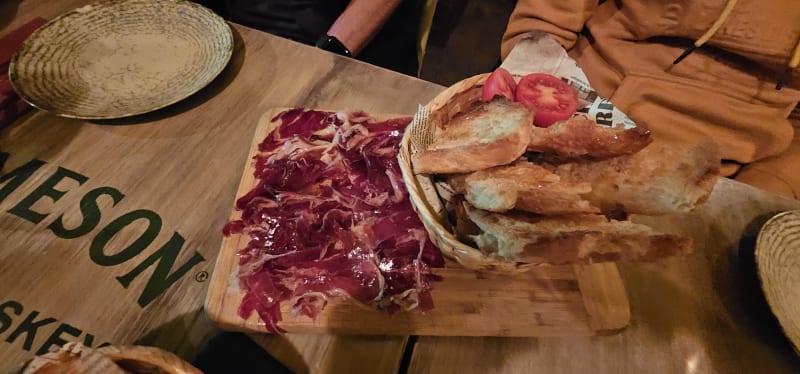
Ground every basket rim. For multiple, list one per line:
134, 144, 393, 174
398, 73, 540, 273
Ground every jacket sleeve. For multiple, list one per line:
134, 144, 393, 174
501, 0, 599, 61
734, 105, 800, 199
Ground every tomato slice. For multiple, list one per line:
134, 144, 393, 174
514, 73, 578, 127
481, 68, 516, 101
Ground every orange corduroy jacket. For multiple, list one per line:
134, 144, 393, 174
502, 0, 800, 198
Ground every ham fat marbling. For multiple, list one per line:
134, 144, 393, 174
224, 109, 443, 333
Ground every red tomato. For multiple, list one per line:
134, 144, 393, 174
481, 68, 516, 101
514, 73, 578, 127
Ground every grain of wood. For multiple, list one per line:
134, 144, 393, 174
6, 2, 800, 373
0, 3, 441, 370
248, 333, 408, 374
573, 263, 630, 331
409, 179, 800, 374
205, 108, 629, 337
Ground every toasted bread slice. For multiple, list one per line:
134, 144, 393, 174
528, 117, 652, 159
448, 162, 598, 215
548, 140, 719, 215
464, 204, 692, 265
413, 97, 533, 174
450, 140, 718, 216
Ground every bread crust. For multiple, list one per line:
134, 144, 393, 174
449, 139, 719, 217
413, 97, 533, 174
449, 162, 598, 215
547, 140, 720, 215
528, 117, 652, 159
464, 204, 692, 265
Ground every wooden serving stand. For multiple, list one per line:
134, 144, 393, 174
204, 108, 630, 337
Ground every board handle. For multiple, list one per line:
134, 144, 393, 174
574, 264, 631, 332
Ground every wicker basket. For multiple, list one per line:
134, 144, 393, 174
21, 343, 200, 374
755, 210, 800, 355
398, 73, 541, 274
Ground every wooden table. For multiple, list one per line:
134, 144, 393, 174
2, 1, 800, 373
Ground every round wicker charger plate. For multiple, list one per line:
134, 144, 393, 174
9, 0, 233, 120
21, 343, 200, 373
755, 210, 800, 355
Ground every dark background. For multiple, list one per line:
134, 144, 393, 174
419, 0, 516, 86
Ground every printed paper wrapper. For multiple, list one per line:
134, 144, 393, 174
398, 31, 641, 272
502, 32, 637, 129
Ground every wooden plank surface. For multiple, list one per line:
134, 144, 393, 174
248, 333, 410, 374
0, 1, 441, 370
408, 179, 800, 373
205, 108, 629, 337
4, 2, 800, 373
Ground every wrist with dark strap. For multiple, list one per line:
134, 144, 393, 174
315, 35, 352, 57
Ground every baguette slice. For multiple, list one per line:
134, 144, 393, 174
450, 140, 718, 216
548, 140, 719, 215
448, 162, 598, 215
528, 117, 652, 160
413, 97, 533, 174
464, 204, 692, 265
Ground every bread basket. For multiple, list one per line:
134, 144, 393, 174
398, 73, 541, 274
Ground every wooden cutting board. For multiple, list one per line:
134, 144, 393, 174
204, 108, 631, 337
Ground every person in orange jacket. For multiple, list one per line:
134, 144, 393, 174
502, 0, 800, 199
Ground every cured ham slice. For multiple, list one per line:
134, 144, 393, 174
224, 109, 443, 333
